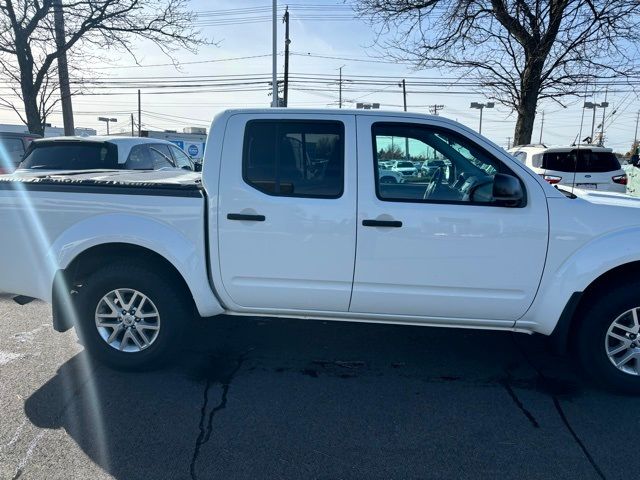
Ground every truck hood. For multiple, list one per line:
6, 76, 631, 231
572, 188, 640, 209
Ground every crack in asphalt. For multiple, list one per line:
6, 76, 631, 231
509, 333, 606, 480
552, 396, 606, 480
500, 379, 540, 428
189, 356, 245, 480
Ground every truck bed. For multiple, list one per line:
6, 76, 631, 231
0, 169, 209, 304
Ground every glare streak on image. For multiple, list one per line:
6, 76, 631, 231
0, 144, 110, 472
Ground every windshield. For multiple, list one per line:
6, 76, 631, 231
396, 161, 414, 168
543, 150, 620, 173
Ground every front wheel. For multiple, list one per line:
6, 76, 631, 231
575, 284, 640, 393
75, 262, 189, 370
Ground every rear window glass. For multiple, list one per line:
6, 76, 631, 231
543, 150, 621, 173
20, 143, 118, 170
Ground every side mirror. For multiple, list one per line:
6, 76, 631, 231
493, 173, 523, 207
631, 155, 640, 167
193, 161, 202, 172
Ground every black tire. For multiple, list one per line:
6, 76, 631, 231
75, 261, 189, 370
575, 282, 640, 394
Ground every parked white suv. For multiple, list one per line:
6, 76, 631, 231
509, 144, 627, 192
390, 160, 418, 177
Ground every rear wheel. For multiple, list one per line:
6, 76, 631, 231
75, 262, 189, 370
575, 283, 640, 393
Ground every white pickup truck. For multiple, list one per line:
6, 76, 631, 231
3, 109, 640, 392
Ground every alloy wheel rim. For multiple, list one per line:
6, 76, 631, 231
605, 307, 640, 376
95, 288, 161, 353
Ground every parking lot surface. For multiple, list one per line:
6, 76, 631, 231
0, 294, 637, 479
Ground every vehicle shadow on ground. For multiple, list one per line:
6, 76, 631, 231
24, 316, 595, 480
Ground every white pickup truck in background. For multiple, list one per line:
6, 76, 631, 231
2, 108, 640, 393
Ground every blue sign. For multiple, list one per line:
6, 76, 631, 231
169, 140, 184, 149
188, 144, 199, 156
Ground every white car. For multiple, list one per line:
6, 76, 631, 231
390, 160, 418, 177
509, 144, 626, 192
4, 108, 640, 393
16, 136, 198, 173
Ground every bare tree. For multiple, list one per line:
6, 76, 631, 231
0, 0, 205, 135
354, 0, 640, 145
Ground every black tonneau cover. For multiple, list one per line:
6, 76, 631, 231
0, 170, 203, 197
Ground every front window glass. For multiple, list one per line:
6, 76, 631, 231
0, 138, 25, 169
170, 145, 193, 170
373, 123, 518, 205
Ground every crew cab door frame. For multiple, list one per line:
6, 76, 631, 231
213, 112, 358, 314
350, 114, 550, 326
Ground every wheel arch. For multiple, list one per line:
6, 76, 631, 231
53, 242, 215, 332
550, 260, 640, 353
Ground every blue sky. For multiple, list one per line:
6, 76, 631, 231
1, 0, 638, 152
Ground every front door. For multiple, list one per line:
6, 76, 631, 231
218, 114, 357, 312
350, 117, 548, 324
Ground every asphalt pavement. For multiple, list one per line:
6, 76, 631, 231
0, 294, 636, 480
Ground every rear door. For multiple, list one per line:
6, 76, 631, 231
217, 113, 357, 312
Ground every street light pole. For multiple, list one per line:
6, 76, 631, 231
584, 101, 609, 144
98, 117, 117, 135
470, 102, 494, 135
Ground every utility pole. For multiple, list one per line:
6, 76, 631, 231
401, 79, 407, 111
539, 110, 544, 144
131, 113, 134, 136
271, 0, 278, 107
338, 66, 344, 108
282, 7, 290, 107
635, 111, 640, 149
137, 89, 141, 136
599, 88, 608, 146
428, 104, 444, 115
53, 0, 74, 136
506, 137, 511, 149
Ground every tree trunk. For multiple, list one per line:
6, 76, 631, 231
14, 34, 44, 136
21, 83, 43, 136
513, 60, 544, 146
